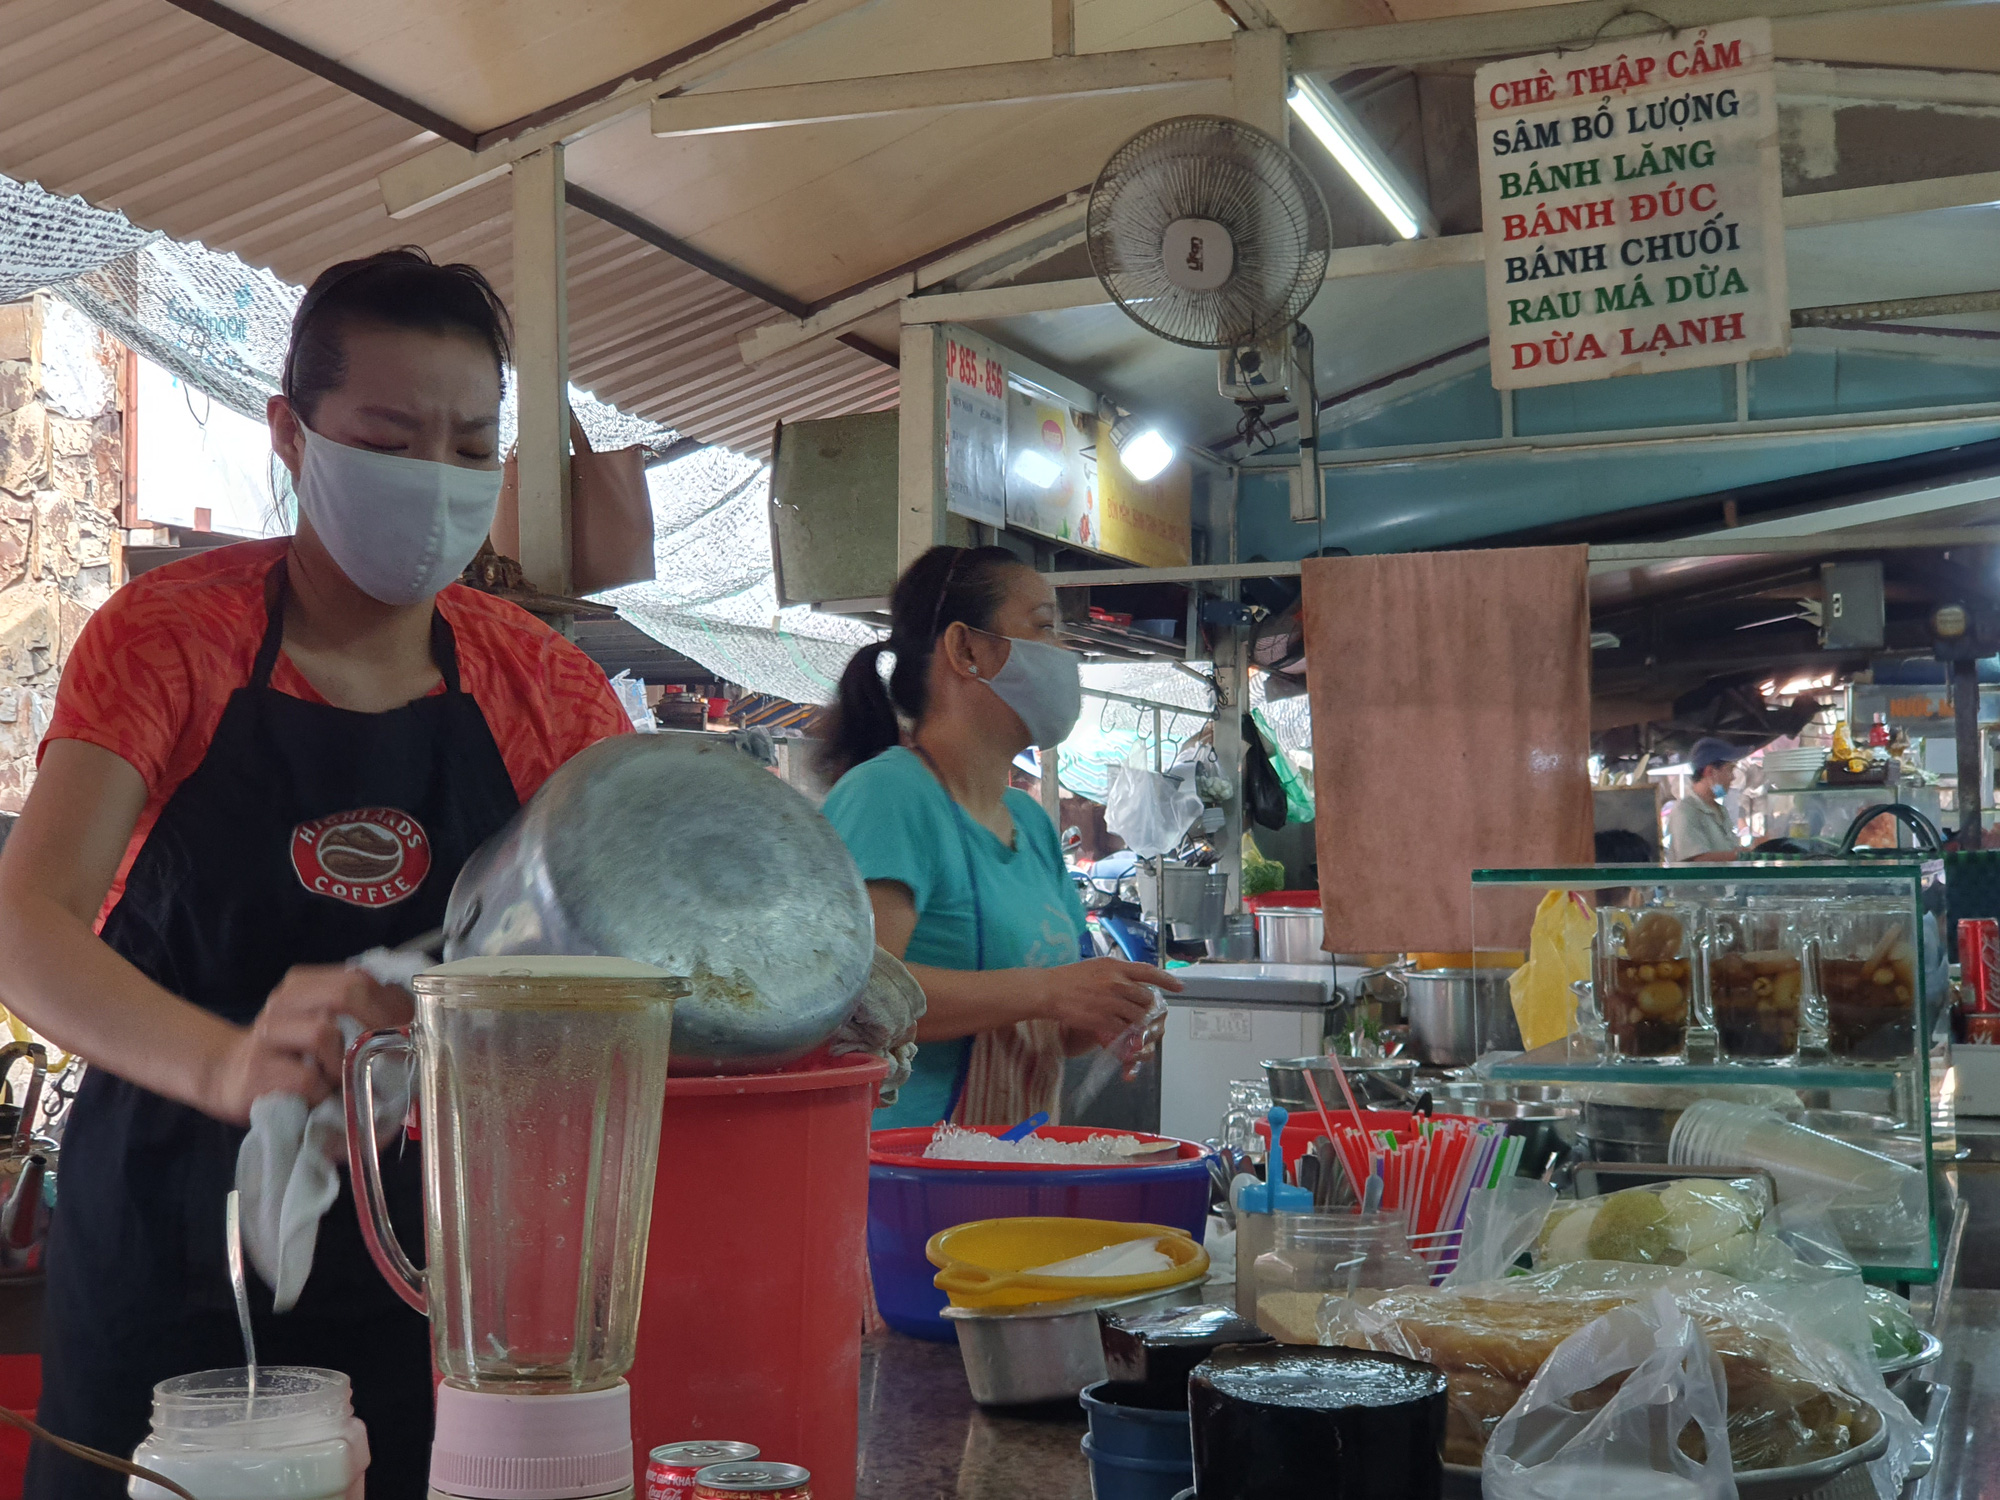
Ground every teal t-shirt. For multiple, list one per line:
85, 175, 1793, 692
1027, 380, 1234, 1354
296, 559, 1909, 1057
821, 746, 1089, 1127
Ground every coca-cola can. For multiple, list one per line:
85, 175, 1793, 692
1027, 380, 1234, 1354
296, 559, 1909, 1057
692, 1461, 812, 1498
1964, 918, 2000, 1012
645, 1443, 760, 1499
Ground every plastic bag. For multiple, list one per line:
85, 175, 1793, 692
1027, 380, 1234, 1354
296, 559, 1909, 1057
1482, 1288, 1737, 1500
1508, 891, 1595, 1051
607, 670, 656, 732
1105, 754, 1203, 856
1242, 714, 1288, 830
1250, 707, 1314, 823
1534, 1179, 1769, 1271
1315, 1261, 1918, 1494
1445, 1179, 1557, 1286
1534, 1185, 1887, 1376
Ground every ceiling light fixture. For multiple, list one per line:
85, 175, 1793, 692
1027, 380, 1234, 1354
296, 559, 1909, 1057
1287, 75, 1435, 241
1110, 416, 1176, 482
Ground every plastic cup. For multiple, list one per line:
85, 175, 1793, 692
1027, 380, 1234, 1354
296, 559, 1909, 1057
1664, 1104, 1912, 1208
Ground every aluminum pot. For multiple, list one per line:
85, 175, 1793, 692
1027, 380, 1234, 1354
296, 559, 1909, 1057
1402, 968, 1521, 1068
941, 1286, 1197, 1405
1253, 907, 1330, 966
1263, 1055, 1421, 1111
443, 733, 875, 1074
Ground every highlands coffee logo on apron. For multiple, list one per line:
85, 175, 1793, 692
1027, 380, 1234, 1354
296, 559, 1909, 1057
290, 807, 432, 906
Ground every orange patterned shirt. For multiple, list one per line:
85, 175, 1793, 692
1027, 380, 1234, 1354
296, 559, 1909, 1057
46, 537, 632, 915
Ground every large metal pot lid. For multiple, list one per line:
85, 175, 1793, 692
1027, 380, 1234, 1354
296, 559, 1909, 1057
444, 734, 873, 1072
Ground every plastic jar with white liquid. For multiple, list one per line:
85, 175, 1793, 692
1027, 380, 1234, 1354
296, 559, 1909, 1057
128, 1367, 369, 1500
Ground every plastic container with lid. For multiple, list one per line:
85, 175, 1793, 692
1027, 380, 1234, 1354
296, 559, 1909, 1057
1250, 1211, 1427, 1337
128, 1367, 368, 1500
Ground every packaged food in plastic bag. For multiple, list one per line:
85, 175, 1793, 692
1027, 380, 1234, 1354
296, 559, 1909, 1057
1481, 1288, 1735, 1500
1864, 1286, 1925, 1364
1534, 1179, 1768, 1270
1315, 1261, 1916, 1495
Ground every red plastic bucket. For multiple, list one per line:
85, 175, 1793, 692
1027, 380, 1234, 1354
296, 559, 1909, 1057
627, 1056, 888, 1500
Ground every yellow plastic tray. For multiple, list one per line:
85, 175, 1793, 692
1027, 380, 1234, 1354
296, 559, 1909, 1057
927, 1216, 1209, 1310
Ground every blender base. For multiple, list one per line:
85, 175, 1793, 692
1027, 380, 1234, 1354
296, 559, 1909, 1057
429, 1380, 635, 1500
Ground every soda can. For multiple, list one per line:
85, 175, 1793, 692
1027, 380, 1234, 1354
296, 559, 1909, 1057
692, 1461, 812, 1498
1964, 918, 2000, 1012
645, 1443, 760, 1500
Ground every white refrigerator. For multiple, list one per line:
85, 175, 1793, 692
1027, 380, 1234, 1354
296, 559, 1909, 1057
1158, 963, 1365, 1143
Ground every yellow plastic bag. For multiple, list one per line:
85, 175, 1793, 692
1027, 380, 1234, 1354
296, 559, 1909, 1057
1508, 892, 1595, 1050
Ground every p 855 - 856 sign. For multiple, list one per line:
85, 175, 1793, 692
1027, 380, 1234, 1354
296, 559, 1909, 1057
1474, 19, 1787, 389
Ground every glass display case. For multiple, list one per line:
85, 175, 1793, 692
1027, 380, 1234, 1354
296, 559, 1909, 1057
1471, 860, 1942, 1282
1753, 786, 1945, 850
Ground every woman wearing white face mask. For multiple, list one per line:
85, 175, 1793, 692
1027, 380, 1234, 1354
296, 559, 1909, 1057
820, 546, 1182, 1128
0, 249, 632, 1497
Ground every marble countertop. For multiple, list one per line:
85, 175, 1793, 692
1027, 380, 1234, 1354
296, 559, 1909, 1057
857, 1330, 1094, 1500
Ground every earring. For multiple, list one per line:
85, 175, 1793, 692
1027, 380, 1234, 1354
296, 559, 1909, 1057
969, 666, 979, 677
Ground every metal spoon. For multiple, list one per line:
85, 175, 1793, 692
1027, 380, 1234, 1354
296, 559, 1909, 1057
225, 1189, 258, 1402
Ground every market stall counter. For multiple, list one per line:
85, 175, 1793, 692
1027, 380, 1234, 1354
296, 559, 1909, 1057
854, 1239, 1995, 1499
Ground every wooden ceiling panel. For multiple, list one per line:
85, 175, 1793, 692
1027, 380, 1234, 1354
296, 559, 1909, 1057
0, 0, 895, 458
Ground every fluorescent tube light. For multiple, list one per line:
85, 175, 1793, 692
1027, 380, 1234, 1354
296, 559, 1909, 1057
1288, 76, 1433, 241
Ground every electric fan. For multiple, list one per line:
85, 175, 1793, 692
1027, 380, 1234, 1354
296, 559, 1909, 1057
1086, 114, 1332, 352
1087, 115, 1333, 514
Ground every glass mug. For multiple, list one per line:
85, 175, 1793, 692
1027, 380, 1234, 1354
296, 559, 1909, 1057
1704, 903, 1808, 1064
1815, 898, 1919, 1063
1595, 902, 1701, 1062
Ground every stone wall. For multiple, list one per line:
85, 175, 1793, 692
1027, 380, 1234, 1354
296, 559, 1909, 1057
0, 295, 124, 812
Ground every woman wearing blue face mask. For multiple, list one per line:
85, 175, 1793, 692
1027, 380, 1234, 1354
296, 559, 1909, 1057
0, 249, 632, 1497
819, 546, 1181, 1128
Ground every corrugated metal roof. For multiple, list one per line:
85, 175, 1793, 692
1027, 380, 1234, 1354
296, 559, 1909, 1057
0, 0, 897, 458
8, 0, 1994, 467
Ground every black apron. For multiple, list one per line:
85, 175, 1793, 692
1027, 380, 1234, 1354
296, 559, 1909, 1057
29, 564, 521, 1499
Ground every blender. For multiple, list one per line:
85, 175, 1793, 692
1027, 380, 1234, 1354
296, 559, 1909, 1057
345, 956, 685, 1500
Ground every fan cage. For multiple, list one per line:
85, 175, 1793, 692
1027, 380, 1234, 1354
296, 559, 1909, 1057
1087, 114, 1333, 351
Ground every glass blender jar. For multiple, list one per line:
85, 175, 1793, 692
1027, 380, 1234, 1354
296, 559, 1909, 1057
346, 956, 684, 1500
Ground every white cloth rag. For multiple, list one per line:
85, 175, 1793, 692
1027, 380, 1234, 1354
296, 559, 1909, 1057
827, 946, 924, 1106
234, 947, 420, 1311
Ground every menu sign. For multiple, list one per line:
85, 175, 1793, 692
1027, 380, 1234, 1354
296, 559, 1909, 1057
944, 331, 1007, 525
1475, 18, 1788, 389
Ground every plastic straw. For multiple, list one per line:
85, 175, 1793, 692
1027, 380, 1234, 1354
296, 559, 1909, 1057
1300, 1068, 1350, 1175
1321, 1050, 1369, 1137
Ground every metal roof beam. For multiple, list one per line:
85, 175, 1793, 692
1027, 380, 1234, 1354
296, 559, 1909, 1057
739, 274, 914, 365
1287, 0, 1954, 75
651, 0, 1948, 140
649, 42, 1235, 137
907, 168, 2000, 323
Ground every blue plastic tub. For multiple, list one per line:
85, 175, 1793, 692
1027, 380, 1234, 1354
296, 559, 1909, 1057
1080, 1434, 1194, 1500
867, 1127, 1215, 1341
1080, 1380, 1193, 1460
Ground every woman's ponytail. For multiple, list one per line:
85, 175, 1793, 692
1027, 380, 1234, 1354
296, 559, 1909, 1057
817, 641, 899, 779
816, 543, 1025, 781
